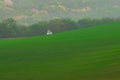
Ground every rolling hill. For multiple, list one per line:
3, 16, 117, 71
0, 0, 120, 25
0, 22, 120, 80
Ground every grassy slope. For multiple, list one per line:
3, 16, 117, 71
0, 22, 120, 80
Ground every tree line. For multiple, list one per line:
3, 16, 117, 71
0, 18, 120, 38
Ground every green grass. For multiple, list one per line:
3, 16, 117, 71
0, 22, 120, 80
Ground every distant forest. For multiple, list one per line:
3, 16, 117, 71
0, 18, 120, 38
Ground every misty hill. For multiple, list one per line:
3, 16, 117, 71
0, 0, 120, 25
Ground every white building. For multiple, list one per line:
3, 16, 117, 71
46, 30, 53, 35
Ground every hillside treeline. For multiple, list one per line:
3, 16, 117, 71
0, 18, 120, 38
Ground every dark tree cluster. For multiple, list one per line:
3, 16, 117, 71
0, 18, 120, 38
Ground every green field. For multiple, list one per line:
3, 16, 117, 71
0, 22, 120, 80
